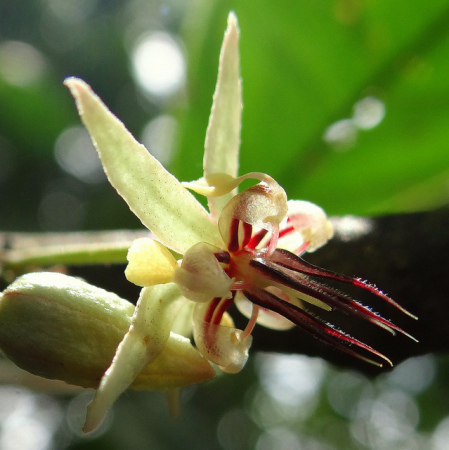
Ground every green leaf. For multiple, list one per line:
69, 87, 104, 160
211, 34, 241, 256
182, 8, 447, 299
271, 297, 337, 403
175, 1, 449, 216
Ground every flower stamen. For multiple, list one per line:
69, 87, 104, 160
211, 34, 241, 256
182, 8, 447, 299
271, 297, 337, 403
266, 223, 280, 257
243, 286, 393, 367
270, 248, 418, 319
242, 304, 259, 339
250, 253, 416, 341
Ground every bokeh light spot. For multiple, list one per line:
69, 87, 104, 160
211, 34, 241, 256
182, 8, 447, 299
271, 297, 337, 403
54, 126, 105, 184
331, 215, 374, 242
327, 371, 372, 419
256, 427, 301, 450
350, 389, 420, 449
0, 41, 46, 87
386, 355, 436, 394
323, 118, 357, 149
131, 32, 185, 98
432, 416, 449, 450
353, 96, 386, 130
256, 354, 326, 407
0, 387, 62, 450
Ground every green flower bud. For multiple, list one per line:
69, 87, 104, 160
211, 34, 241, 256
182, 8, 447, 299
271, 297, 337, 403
0, 272, 214, 390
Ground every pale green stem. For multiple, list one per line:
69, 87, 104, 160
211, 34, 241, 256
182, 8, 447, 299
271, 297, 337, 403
0, 230, 149, 277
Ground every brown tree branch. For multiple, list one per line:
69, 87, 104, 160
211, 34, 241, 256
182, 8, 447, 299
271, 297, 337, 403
2, 208, 447, 375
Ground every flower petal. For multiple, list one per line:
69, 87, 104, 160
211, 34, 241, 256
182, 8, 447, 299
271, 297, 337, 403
218, 179, 288, 249
203, 12, 242, 219
172, 242, 233, 303
285, 200, 334, 253
193, 302, 252, 374
64, 77, 223, 254
170, 301, 195, 337
83, 283, 185, 433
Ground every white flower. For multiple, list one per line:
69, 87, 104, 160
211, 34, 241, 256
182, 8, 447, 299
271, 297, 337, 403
65, 12, 415, 433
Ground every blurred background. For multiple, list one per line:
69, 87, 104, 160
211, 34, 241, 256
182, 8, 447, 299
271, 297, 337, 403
1, 0, 449, 448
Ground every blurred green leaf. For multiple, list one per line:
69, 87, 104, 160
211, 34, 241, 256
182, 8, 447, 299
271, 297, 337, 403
0, 79, 74, 156
175, 0, 449, 216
